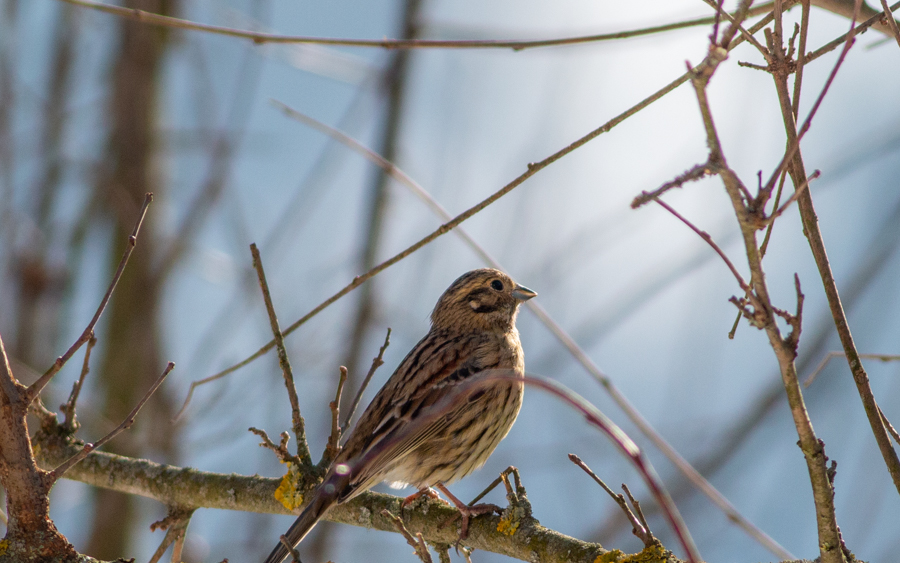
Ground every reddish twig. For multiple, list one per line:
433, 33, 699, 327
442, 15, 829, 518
27, 193, 153, 405
653, 198, 751, 294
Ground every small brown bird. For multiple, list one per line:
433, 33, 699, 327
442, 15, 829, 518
264, 268, 535, 563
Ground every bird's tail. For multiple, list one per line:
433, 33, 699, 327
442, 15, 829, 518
263, 488, 336, 563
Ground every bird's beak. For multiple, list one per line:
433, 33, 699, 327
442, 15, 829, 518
511, 284, 537, 302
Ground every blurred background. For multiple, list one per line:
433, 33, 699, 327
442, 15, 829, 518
1, 0, 899, 561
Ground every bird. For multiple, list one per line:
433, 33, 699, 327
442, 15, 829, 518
264, 268, 536, 563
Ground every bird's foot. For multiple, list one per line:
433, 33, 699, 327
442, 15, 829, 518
435, 483, 501, 540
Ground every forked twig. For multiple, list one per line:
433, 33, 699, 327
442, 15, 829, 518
62, 333, 97, 430
28, 193, 152, 404
568, 454, 655, 546
50, 361, 174, 482
382, 509, 433, 563
322, 366, 348, 467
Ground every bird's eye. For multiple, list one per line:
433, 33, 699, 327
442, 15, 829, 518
491, 280, 504, 291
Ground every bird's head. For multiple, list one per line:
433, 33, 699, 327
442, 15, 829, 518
431, 268, 536, 332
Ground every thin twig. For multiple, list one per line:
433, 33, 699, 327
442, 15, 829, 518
342, 328, 391, 432
621, 484, 653, 544
322, 366, 348, 467
880, 406, 900, 446
49, 361, 174, 482
148, 527, 179, 563
653, 198, 751, 294
27, 193, 152, 404
630, 161, 714, 209
568, 454, 653, 546
58, 0, 780, 51
249, 427, 298, 464
382, 509, 433, 563
250, 243, 311, 466
881, 0, 900, 46
148, 506, 195, 563
763, 170, 819, 225
62, 333, 97, 431
803, 351, 900, 387
0, 333, 23, 401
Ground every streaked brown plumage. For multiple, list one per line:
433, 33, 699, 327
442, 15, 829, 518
264, 268, 535, 563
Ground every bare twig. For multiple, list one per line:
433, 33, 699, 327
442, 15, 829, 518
621, 484, 653, 544
249, 427, 298, 465
382, 509, 433, 563
654, 198, 751, 294
148, 506, 195, 563
764, 170, 820, 225
27, 193, 152, 404
321, 366, 348, 467
0, 332, 22, 400
342, 328, 391, 432
630, 162, 714, 208
59, 0, 780, 51
61, 333, 97, 431
568, 454, 654, 546
880, 407, 900, 446
803, 351, 900, 387
49, 361, 173, 482
250, 243, 311, 466
881, 0, 900, 46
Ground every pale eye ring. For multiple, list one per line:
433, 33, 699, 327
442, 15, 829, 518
490, 279, 504, 291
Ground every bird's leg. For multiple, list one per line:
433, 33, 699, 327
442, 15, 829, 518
435, 482, 502, 540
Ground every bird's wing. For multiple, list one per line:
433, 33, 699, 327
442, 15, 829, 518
335, 331, 493, 498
